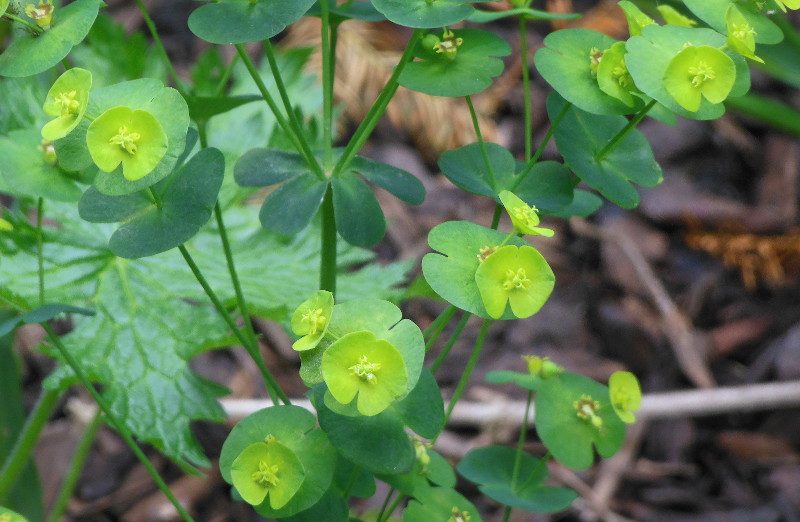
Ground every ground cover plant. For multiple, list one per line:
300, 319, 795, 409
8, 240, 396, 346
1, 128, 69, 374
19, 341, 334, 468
0, 0, 797, 520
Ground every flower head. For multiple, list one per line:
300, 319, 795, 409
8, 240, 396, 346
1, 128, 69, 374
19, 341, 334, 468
432, 28, 463, 60
86, 106, 168, 181
42, 68, 92, 141
609, 371, 641, 424
230, 439, 305, 509
474, 245, 555, 319
663, 45, 736, 112
321, 330, 408, 416
726, 5, 763, 63
291, 290, 334, 352
25, 1, 53, 30
522, 355, 563, 379
498, 190, 554, 237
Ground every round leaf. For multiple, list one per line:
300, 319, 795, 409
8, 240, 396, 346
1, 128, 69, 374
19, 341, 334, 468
372, 0, 475, 28
402, 487, 481, 522
234, 148, 309, 187
350, 156, 425, 205
188, 0, 317, 45
332, 171, 385, 247
258, 173, 328, 236
390, 368, 444, 439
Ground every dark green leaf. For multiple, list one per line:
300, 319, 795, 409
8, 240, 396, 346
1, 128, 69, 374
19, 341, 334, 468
332, 171, 385, 247
188, 0, 317, 45
402, 487, 480, 522
234, 148, 309, 187
306, 1, 386, 21
372, 0, 476, 28
185, 95, 262, 122
391, 368, 444, 439
281, 489, 350, 522
547, 189, 602, 218
350, 156, 425, 205
485, 370, 541, 391
468, 6, 580, 22
259, 173, 328, 236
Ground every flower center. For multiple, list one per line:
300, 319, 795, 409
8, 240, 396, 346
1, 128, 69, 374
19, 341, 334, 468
301, 308, 325, 335
252, 460, 280, 488
502, 268, 531, 291
448, 507, 471, 522
477, 245, 497, 263
612, 64, 633, 88
25, 1, 54, 29
732, 23, 757, 41
109, 126, 141, 155
574, 394, 603, 428
589, 47, 603, 77
54, 91, 80, 117
349, 355, 381, 384
511, 204, 540, 230
688, 61, 716, 87
433, 29, 463, 60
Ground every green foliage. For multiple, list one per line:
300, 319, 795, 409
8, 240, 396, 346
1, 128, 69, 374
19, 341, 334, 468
188, 0, 317, 45
371, 0, 480, 28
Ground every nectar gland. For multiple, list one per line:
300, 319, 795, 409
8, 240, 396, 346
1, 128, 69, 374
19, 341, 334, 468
688, 61, 715, 87
477, 245, 497, 263
252, 461, 280, 488
448, 507, 471, 522
511, 204, 541, 230
301, 308, 325, 335
349, 355, 381, 385
502, 268, 531, 291
574, 394, 603, 428
25, 1, 53, 29
54, 91, 81, 117
434, 28, 463, 60
109, 126, 141, 155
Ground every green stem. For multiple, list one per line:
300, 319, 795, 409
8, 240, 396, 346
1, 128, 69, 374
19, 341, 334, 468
465, 94, 496, 189
439, 319, 492, 437
36, 198, 44, 306
377, 490, 405, 522
236, 44, 326, 180
375, 487, 396, 522
133, 0, 186, 96
178, 245, 289, 405
61, 58, 72, 71
332, 29, 424, 176
491, 203, 503, 229
595, 99, 656, 161
510, 391, 533, 490
46, 410, 103, 522
423, 305, 457, 347
517, 452, 551, 492
213, 54, 239, 96
519, 16, 532, 161
2, 13, 43, 35
319, 186, 337, 294
0, 388, 61, 503
512, 101, 571, 191
319, 0, 334, 167
41, 324, 194, 521
430, 312, 471, 374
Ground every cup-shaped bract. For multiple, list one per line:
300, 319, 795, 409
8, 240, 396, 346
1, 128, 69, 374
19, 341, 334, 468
231, 440, 306, 509
597, 42, 639, 108
775, 0, 800, 11
291, 290, 334, 352
42, 68, 92, 141
475, 245, 555, 320
86, 106, 168, 181
498, 190, 554, 237
609, 371, 642, 424
726, 5, 763, 63
321, 330, 408, 416
663, 45, 736, 112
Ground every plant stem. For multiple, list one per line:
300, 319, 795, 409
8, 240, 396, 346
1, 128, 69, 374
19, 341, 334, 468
512, 101, 571, 190
595, 99, 656, 161
501, 506, 512, 522
213, 54, 239, 96
491, 203, 503, 229
319, 0, 334, 167
439, 319, 492, 436
377, 490, 405, 522
2, 13, 43, 35
332, 29, 424, 176
319, 185, 337, 294
178, 245, 289, 406
133, 0, 187, 96
375, 487, 396, 522
465, 94, 496, 189
235, 44, 326, 180
430, 312, 470, 374
510, 391, 533, 490
423, 304, 457, 343
41, 324, 195, 522
519, 15, 532, 161
0, 388, 61, 503
517, 452, 551, 492
46, 410, 103, 522
36, 197, 44, 306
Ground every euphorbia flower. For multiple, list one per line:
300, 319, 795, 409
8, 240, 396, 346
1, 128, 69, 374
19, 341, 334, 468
321, 330, 408, 416
522, 355, 563, 379
596, 41, 638, 107
86, 106, 168, 181
498, 190, 554, 237
726, 5, 763, 63
774, 0, 800, 11
608, 371, 642, 424
25, 0, 53, 29
41, 68, 92, 141
291, 290, 334, 351
230, 438, 305, 509
474, 245, 555, 319
663, 45, 735, 112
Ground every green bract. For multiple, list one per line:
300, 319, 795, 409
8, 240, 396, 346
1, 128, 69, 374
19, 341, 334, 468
42, 68, 92, 141
322, 331, 408, 416
726, 4, 763, 63
188, 0, 317, 45
663, 45, 736, 112
609, 371, 642, 424
498, 190, 554, 237
474, 245, 555, 320
0, 506, 29, 522
86, 106, 168, 181
617, 1, 656, 37
656, 5, 697, 27
231, 440, 305, 508
683, 0, 783, 44
596, 42, 638, 108
291, 290, 334, 352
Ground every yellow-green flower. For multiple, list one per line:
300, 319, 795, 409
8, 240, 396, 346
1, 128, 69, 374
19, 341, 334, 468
663, 45, 736, 112
24, 0, 53, 29
609, 371, 642, 424
774, 0, 800, 11
498, 190, 554, 237
618, 1, 656, 37
0, 218, 13, 232
726, 5, 763, 63
42, 68, 92, 141
230, 438, 305, 509
291, 290, 334, 352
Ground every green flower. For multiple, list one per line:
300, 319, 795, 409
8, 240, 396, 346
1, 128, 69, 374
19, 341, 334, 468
726, 5, 763, 63
474, 245, 555, 320
775, 0, 800, 11
291, 290, 334, 352
618, 1, 656, 37
86, 106, 168, 181
321, 330, 408, 416
596, 41, 638, 107
41, 68, 92, 141
498, 190, 554, 237
608, 371, 642, 424
522, 355, 563, 379
230, 438, 305, 509
656, 5, 697, 28
24, 0, 53, 29
662, 45, 735, 112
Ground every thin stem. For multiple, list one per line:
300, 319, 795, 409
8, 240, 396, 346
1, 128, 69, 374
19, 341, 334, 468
46, 410, 103, 522
439, 319, 493, 437
319, 186, 337, 294
377, 490, 405, 522
332, 29, 424, 176
61, 58, 72, 71
430, 312, 471, 375
465, 95, 496, 189
422, 305, 457, 342
501, 506, 512, 522
519, 16, 532, 161
2, 13, 43, 35
213, 54, 239, 96
517, 452, 551, 492
0, 388, 61, 502
36, 197, 44, 306
375, 487, 396, 522
491, 203, 503, 229
510, 391, 534, 490
133, 0, 186, 96
319, 0, 334, 167
512, 101, 571, 191
41, 324, 194, 522
595, 99, 656, 161
178, 245, 289, 406
235, 44, 325, 180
